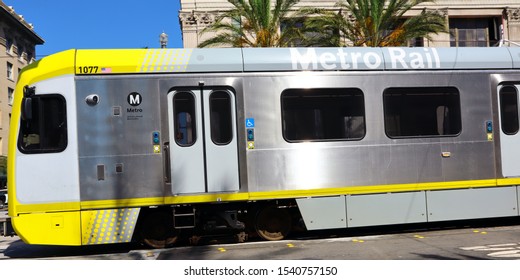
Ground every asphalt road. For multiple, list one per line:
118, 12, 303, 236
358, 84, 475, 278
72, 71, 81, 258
2, 218, 520, 260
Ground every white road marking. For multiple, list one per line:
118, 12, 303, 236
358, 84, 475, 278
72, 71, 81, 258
460, 243, 520, 258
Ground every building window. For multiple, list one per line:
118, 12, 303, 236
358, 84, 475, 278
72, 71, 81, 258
384, 87, 462, 138
7, 63, 13, 80
18, 94, 68, 154
281, 18, 341, 47
8, 88, 14, 105
449, 18, 500, 47
408, 37, 424, 47
282, 88, 366, 142
281, 19, 305, 47
499, 85, 519, 135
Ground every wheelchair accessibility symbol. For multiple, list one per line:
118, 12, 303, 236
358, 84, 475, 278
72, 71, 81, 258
246, 118, 255, 128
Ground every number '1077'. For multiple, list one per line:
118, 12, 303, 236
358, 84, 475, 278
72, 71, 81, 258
78, 66, 98, 74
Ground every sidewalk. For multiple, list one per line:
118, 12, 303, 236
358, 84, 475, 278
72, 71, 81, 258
1, 210, 15, 237
0, 234, 20, 259
0, 210, 18, 255
0, 234, 19, 248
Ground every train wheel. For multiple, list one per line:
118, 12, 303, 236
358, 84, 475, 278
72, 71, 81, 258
255, 206, 291, 241
140, 211, 179, 249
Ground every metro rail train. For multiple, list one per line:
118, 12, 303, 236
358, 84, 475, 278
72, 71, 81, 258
8, 46, 520, 247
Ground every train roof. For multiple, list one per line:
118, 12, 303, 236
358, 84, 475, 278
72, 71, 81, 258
73, 47, 520, 74
19, 47, 520, 85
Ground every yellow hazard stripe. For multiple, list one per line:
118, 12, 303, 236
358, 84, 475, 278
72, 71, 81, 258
138, 49, 193, 73
74, 49, 194, 75
81, 208, 140, 245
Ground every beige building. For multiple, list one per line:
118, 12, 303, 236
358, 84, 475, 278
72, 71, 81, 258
179, 0, 520, 48
0, 2, 43, 158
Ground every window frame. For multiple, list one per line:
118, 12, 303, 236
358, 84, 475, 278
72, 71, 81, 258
7, 62, 14, 80
449, 17, 500, 47
7, 88, 14, 106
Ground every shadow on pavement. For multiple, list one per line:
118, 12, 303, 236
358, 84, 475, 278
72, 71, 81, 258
3, 238, 145, 259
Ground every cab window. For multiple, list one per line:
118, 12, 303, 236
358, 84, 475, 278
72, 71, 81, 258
18, 94, 67, 153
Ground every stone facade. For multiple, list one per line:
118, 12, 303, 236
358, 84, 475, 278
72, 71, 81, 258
0, 2, 43, 157
179, 0, 520, 48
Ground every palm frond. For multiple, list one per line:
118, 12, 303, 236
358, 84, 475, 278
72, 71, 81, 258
198, 0, 302, 48
298, 0, 447, 47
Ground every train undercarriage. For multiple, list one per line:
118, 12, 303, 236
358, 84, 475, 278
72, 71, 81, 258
135, 200, 303, 248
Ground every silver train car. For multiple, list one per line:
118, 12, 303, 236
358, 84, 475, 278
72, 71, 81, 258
8, 47, 520, 247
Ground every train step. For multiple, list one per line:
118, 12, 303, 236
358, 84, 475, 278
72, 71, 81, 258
173, 207, 196, 229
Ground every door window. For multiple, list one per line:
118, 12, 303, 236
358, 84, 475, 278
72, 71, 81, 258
499, 85, 519, 135
209, 91, 233, 145
173, 92, 196, 146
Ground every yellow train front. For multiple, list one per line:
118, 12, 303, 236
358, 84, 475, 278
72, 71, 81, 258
8, 47, 520, 247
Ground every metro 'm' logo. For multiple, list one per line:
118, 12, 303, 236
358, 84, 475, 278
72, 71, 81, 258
128, 92, 142, 106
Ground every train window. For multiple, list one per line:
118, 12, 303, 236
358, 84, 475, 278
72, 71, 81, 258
499, 86, 519, 135
210, 91, 233, 145
18, 94, 67, 153
173, 92, 196, 146
282, 88, 365, 142
384, 87, 461, 138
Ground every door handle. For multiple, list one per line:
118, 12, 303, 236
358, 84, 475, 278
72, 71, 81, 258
164, 142, 171, 184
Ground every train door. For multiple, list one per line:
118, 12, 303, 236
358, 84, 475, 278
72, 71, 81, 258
497, 84, 520, 177
166, 88, 239, 194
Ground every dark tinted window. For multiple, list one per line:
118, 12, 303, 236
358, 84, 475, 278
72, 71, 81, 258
173, 92, 196, 146
18, 94, 67, 153
282, 88, 365, 142
499, 85, 519, 135
210, 91, 233, 145
384, 87, 461, 138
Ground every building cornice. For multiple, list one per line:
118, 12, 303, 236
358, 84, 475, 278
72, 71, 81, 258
179, 10, 216, 28
0, 2, 44, 44
180, 0, 520, 11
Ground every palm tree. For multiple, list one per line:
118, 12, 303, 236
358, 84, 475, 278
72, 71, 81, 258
198, 0, 302, 48
299, 0, 447, 47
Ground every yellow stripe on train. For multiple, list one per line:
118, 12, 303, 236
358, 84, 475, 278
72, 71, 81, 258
81, 208, 139, 245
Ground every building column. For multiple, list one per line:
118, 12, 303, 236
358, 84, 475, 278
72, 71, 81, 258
179, 10, 216, 48
506, 8, 520, 45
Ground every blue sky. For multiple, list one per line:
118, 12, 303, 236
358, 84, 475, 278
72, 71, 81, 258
5, 0, 183, 58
